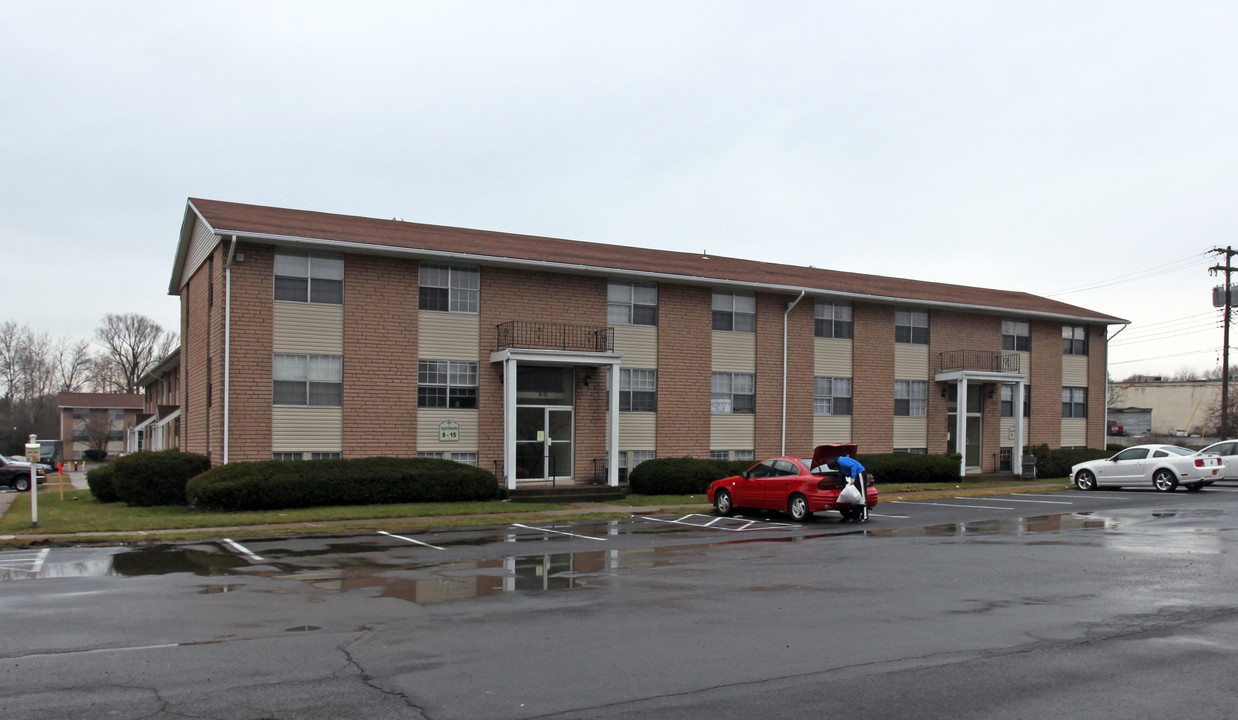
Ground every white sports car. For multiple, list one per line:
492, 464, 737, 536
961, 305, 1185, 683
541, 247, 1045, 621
1071, 444, 1224, 492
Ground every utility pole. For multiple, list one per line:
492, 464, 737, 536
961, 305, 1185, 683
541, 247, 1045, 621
1209, 246, 1236, 437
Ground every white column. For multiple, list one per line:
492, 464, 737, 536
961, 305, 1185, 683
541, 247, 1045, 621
504, 356, 517, 491
1013, 381, 1026, 476
608, 363, 620, 487
956, 378, 968, 478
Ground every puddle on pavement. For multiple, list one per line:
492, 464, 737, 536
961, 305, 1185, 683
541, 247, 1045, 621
5, 508, 1228, 600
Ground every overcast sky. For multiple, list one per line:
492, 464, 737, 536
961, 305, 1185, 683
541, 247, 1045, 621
3, 1, 1235, 378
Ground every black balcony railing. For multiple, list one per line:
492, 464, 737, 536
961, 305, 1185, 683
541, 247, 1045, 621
496, 321, 614, 352
938, 350, 1022, 374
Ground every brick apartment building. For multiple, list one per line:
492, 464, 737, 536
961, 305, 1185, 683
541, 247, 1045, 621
57, 392, 145, 461
167, 198, 1126, 488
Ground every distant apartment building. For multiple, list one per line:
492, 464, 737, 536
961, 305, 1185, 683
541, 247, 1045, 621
57, 392, 145, 460
167, 198, 1126, 487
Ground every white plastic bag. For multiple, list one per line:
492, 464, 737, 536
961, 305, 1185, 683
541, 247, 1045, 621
838, 479, 863, 505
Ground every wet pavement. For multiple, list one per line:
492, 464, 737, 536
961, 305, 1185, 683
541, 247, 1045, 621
3, 484, 1238, 719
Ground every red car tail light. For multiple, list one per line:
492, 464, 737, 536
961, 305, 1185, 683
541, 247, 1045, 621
1195, 459, 1205, 467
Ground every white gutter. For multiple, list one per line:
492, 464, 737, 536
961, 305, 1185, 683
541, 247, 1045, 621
782, 291, 806, 455
204, 228, 1127, 326
224, 236, 236, 464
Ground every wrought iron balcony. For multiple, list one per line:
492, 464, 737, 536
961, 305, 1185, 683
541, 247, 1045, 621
938, 350, 1022, 374
496, 321, 614, 353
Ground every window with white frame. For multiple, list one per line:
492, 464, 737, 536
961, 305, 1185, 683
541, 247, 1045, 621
709, 450, 729, 460
451, 452, 478, 467
893, 448, 928, 454
273, 452, 303, 461
999, 447, 1013, 471
1062, 325, 1088, 355
619, 369, 657, 412
1002, 319, 1030, 351
894, 380, 928, 416
310, 452, 341, 460
1062, 387, 1088, 418
419, 263, 479, 313
895, 310, 929, 344
712, 292, 755, 332
711, 372, 755, 414
274, 252, 344, 305
814, 377, 852, 415
1001, 385, 1031, 418
814, 301, 853, 339
418, 360, 479, 409
620, 449, 655, 482
417, 451, 445, 459
273, 354, 343, 406
607, 282, 658, 325
734, 450, 754, 461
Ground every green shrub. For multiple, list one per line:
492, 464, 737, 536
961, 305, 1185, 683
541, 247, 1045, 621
84, 448, 108, 462
86, 463, 119, 503
627, 457, 752, 494
1030, 444, 1111, 479
110, 450, 212, 507
856, 453, 962, 484
186, 456, 500, 511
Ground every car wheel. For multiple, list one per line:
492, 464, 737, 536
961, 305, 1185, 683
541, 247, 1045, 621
1186, 482, 1205, 492
14, 476, 30, 492
1153, 469, 1178, 492
714, 490, 734, 517
788, 494, 810, 522
1074, 470, 1098, 491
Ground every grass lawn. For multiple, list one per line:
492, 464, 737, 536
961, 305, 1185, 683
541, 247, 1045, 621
0, 489, 569, 535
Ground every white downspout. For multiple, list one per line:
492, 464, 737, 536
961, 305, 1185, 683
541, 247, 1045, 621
224, 236, 236, 464
782, 291, 807, 455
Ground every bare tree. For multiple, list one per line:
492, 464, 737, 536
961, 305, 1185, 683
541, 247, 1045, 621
1171, 366, 1204, 382
83, 411, 113, 457
92, 313, 177, 394
0, 321, 92, 452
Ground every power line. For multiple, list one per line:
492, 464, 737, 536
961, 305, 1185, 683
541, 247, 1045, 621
1046, 252, 1210, 297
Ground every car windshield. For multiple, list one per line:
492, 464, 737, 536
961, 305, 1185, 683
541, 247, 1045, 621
1163, 446, 1194, 456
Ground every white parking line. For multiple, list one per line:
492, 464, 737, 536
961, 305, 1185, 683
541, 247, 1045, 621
30, 548, 48, 574
222, 538, 264, 562
891, 500, 1016, 510
1027, 493, 1131, 500
0, 549, 49, 576
959, 497, 1072, 505
867, 512, 909, 518
377, 530, 445, 550
645, 514, 796, 532
510, 523, 607, 541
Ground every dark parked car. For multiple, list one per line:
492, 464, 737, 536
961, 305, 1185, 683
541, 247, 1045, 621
0, 455, 45, 492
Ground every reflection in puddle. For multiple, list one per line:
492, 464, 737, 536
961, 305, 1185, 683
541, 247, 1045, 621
867, 513, 1118, 539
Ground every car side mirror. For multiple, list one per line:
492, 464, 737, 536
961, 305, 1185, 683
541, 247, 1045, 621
741, 471, 749, 479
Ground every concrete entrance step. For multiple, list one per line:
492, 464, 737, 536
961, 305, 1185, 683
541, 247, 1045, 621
507, 484, 628, 503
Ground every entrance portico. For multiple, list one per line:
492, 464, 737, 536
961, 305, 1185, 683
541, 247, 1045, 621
490, 347, 622, 491
936, 351, 1026, 478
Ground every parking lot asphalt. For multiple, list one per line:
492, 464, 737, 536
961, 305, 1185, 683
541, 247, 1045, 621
0, 476, 1067, 547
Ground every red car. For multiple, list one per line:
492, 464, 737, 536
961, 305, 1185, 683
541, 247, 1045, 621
707, 444, 878, 522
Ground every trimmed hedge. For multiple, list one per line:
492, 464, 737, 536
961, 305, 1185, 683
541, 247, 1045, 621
109, 450, 213, 507
627, 457, 753, 494
856, 453, 962, 484
86, 463, 119, 503
186, 456, 500, 511
1030, 445, 1111, 479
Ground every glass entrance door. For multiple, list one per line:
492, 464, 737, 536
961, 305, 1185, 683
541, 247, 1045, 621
515, 406, 574, 481
946, 385, 983, 470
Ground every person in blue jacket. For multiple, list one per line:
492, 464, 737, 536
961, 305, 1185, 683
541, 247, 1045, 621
829, 455, 868, 522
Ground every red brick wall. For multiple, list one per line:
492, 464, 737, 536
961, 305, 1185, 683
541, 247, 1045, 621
1029, 320, 1064, 448
477, 267, 608, 476
222, 243, 274, 463
754, 293, 814, 457
343, 254, 419, 457
656, 284, 712, 458
852, 302, 895, 451
1087, 323, 1108, 449
180, 251, 211, 456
